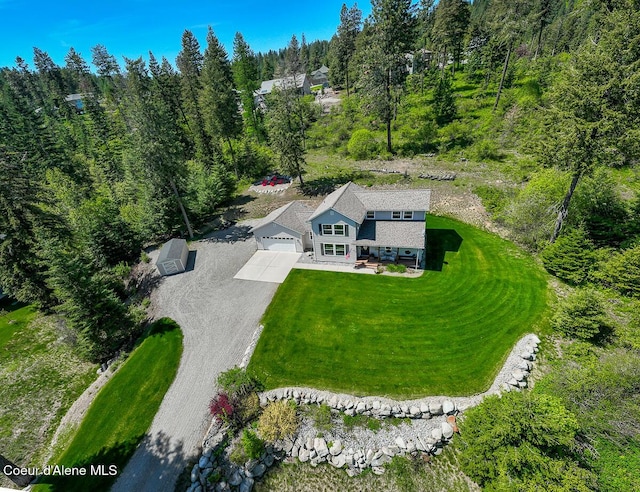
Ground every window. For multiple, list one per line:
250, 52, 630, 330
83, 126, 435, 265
366, 211, 375, 219
322, 243, 348, 256
320, 224, 348, 236
392, 211, 401, 219
403, 211, 413, 220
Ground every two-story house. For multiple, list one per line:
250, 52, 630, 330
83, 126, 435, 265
250, 182, 431, 268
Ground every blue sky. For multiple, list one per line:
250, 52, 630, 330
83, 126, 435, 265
0, 0, 372, 70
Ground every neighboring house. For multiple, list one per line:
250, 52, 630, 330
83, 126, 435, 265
309, 65, 330, 87
156, 238, 190, 276
250, 201, 314, 253
64, 93, 85, 113
252, 182, 431, 268
254, 74, 312, 109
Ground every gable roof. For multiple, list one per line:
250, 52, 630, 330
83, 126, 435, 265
250, 201, 314, 235
257, 74, 309, 95
157, 238, 187, 263
308, 182, 367, 222
309, 182, 431, 223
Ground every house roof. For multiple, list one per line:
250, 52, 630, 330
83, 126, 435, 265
355, 189, 432, 212
157, 238, 188, 263
355, 220, 426, 249
308, 182, 367, 222
257, 74, 309, 95
250, 201, 314, 235
309, 182, 431, 223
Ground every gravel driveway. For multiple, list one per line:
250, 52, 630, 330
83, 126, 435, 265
112, 223, 278, 492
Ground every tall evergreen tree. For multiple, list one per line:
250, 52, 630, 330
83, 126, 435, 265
432, 0, 470, 74
331, 3, 362, 96
201, 27, 243, 175
361, 0, 416, 153
176, 30, 213, 163
232, 32, 262, 140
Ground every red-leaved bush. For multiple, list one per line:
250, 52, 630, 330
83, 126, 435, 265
209, 392, 234, 423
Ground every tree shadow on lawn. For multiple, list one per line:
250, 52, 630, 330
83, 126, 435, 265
35, 430, 190, 492
424, 229, 463, 271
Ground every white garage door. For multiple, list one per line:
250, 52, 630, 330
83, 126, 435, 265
261, 237, 297, 252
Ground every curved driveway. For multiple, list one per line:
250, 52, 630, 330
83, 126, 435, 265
112, 224, 278, 492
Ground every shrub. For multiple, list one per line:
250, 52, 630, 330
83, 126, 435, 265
241, 429, 265, 459
347, 129, 379, 160
458, 391, 595, 490
217, 366, 263, 398
386, 264, 407, 273
236, 392, 261, 426
591, 244, 640, 297
307, 403, 332, 432
140, 251, 150, 263
541, 227, 596, 285
551, 288, 609, 341
209, 392, 234, 423
472, 140, 502, 161
257, 400, 299, 442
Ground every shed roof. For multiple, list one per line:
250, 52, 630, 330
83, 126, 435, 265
355, 220, 426, 249
250, 201, 314, 235
157, 238, 188, 263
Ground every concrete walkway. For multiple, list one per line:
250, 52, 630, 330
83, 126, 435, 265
112, 224, 277, 492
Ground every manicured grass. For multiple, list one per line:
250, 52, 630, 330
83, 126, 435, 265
0, 300, 36, 348
35, 318, 183, 492
248, 215, 550, 398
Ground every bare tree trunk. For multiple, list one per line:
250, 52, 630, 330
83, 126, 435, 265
346, 62, 350, 98
386, 70, 393, 154
534, 19, 545, 59
169, 178, 194, 239
0, 454, 34, 487
493, 44, 512, 112
550, 172, 581, 243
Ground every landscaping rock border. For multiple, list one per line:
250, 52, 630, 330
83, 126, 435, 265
188, 334, 540, 491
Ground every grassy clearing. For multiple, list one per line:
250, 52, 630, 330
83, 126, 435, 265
255, 446, 479, 492
0, 301, 96, 489
34, 318, 183, 492
248, 215, 550, 398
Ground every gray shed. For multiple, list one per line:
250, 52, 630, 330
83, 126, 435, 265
156, 238, 189, 276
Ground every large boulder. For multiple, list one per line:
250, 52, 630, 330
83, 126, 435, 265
329, 440, 343, 456
442, 400, 455, 415
441, 422, 454, 439
314, 437, 329, 458
429, 401, 443, 415
331, 454, 346, 468
431, 427, 443, 441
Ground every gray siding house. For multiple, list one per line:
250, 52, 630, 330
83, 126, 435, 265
156, 238, 190, 276
252, 182, 431, 268
250, 201, 314, 253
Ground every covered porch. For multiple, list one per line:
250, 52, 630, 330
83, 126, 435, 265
354, 220, 426, 270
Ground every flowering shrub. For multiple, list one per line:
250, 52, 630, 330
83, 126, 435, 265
209, 392, 234, 423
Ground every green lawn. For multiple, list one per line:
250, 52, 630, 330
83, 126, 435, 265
34, 318, 183, 492
248, 215, 550, 398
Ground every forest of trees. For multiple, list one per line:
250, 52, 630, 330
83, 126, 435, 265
1, 0, 639, 487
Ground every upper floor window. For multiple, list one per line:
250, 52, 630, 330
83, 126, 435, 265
320, 224, 348, 236
366, 211, 375, 219
392, 211, 413, 220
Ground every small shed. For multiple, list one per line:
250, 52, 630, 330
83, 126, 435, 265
156, 238, 189, 276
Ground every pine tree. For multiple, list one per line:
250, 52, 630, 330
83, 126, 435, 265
432, 72, 457, 123
176, 30, 213, 163
232, 32, 262, 140
201, 27, 243, 176
361, 0, 416, 153
331, 3, 362, 96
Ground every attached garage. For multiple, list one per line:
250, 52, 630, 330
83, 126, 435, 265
260, 236, 298, 252
250, 202, 314, 253
156, 238, 190, 276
